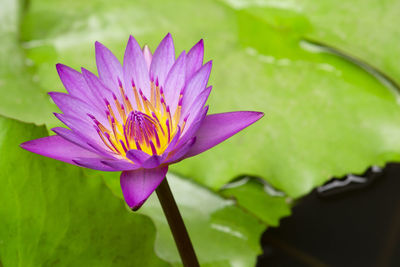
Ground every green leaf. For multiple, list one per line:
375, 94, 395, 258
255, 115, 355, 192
220, 0, 400, 86
272, 0, 400, 87
15, 0, 293, 217
102, 172, 266, 267
0, 0, 57, 126
171, 8, 400, 197
3, 0, 400, 223
0, 116, 169, 267
219, 177, 292, 227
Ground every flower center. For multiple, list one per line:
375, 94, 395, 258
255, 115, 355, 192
90, 79, 186, 158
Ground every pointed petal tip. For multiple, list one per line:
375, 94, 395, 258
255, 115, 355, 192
47, 91, 64, 98
100, 159, 137, 171
53, 112, 64, 122
80, 67, 96, 78
94, 40, 102, 47
55, 63, 80, 75
55, 63, 68, 74
94, 41, 107, 53
19, 141, 30, 150
142, 44, 153, 69
72, 158, 118, 171
71, 159, 81, 166
55, 62, 67, 69
160, 33, 174, 46
51, 127, 61, 134
142, 44, 152, 53
233, 111, 265, 125
55, 63, 63, 69
19, 136, 102, 167
80, 67, 88, 73
126, 35, 140, 49
193, 39, 204, 49
253, 111, 265, 120
130, 200, 146, 211
95, 40, 120, 64
120, 167, 168, 211
127, 34, 138, 44
183, 111, 264, 158
19, 139, 44, 153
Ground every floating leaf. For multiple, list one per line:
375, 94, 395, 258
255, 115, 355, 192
2, 0, 399, 220
221, 0, 400, 86
0, 0, 56, 126
0, 116, 169, 267
172, 9, 400, 197
219, 176, 292, 226
102, 172, 266, 267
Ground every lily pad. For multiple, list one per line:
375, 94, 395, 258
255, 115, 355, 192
221, 0, 400, 87
3, 0, 400, 209
0, 0, 56, 126
102, 172, 266, 267
219, 176, 292, 227
0, 116, 169, 267
172, 9, 400, 197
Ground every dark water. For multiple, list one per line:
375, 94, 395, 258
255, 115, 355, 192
257, 163, 400, 267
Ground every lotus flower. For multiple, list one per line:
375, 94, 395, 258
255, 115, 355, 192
21, 34, 263, 210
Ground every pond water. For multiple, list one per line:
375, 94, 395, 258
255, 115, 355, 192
258, 163, 400, 267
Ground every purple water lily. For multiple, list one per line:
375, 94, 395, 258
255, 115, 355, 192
21, 34, 263, 210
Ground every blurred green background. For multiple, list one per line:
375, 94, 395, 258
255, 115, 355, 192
1, 0, 400, 266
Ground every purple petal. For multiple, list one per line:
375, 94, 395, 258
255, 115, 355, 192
56, 64, 91, 103
120, 166, 168, 210
182, 86, 212, 130
81, 67, 112, 98
73, 157, 117, 171
54, 113, 111, 155
141, 155, 163, 169
178, 105, 208, 147
142, 45, 152, 71
100, 159, 138, 171
123, 35, 150, 99
52, 126, 114, 159
164, 137, 196, 164
81, 68, 124, 123
126, 149, 151, 164
48, 92, 108, 126
181, 61, 212, 118
55, 113, 96, 138
95, 41, 126, 102
52, 127, 98, 153
162, 126, 181, 155
164, 51, 186, 114
184, 111, 264, 158
186, 39, 204, 80
126, 150, 163, 169
20, 135, 100, 165
150, 33, 175, 88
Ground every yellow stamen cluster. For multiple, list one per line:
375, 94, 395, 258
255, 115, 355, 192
91, 80, 185, 157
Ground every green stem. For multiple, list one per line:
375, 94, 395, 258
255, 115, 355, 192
156, 178, 200, 267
